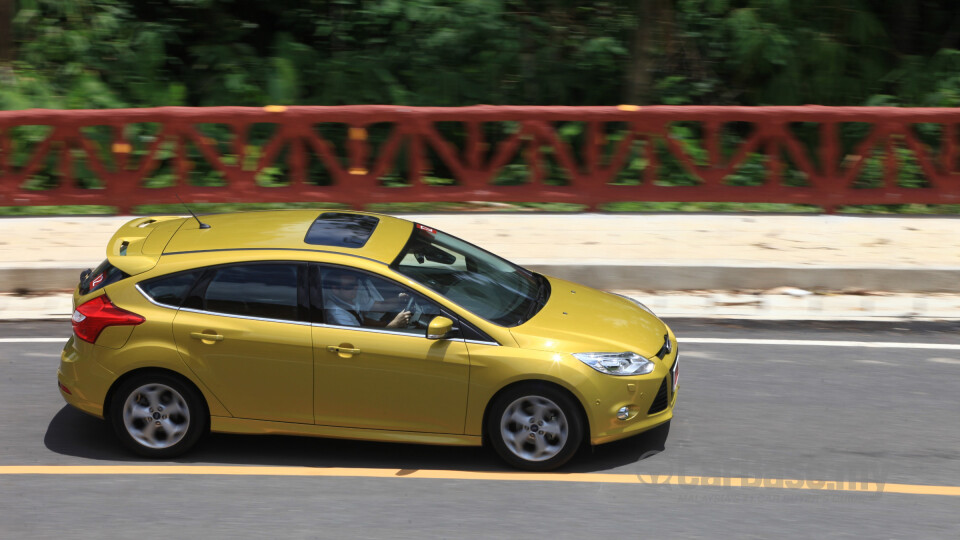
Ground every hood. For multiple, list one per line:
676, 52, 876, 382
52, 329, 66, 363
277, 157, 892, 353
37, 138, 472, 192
509, 276, 668, 356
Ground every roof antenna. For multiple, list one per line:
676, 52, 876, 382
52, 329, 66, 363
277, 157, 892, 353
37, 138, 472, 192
176, 194, 211, 229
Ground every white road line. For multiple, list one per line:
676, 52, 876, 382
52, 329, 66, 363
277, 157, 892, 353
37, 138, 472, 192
0, 338, 66, 343
680, 338, 960, 350
2, 337, 960, 351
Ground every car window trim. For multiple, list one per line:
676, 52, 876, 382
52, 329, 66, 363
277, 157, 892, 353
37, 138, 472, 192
464, 339, 500, 347
310, 321, 465, 339
310, 320, 497, 345
135, 283, 180, 310
456, 318, 499, 345
136, 268, 206, 309
180, 261, 309, 323
178, 306, 312, 327
308, 263, 323, 328
296, 260, 311, 323
164, 247, 387, 266
137, 259, 500, 344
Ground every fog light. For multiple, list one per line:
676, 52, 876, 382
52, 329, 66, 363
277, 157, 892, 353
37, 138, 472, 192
617, 406, 630, 420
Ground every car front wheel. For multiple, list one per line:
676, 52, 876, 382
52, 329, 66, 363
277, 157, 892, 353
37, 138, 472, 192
110, 372, 207, 458
487, 383, 583, 471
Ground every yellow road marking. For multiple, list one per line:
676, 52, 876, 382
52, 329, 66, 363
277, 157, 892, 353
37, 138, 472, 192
1, 466, 958, 496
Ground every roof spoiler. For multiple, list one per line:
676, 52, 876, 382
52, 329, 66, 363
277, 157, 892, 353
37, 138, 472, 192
106, 216, 187, 276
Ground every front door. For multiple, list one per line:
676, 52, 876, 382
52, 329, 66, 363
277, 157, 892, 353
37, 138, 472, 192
311, 265, 470, 434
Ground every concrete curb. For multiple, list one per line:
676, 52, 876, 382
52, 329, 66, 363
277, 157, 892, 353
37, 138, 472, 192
526, 264, 960, 293
3, 213, 960, 294
0, 267, 88, 293
4, 263, 960, 294
4, 291, 959, 323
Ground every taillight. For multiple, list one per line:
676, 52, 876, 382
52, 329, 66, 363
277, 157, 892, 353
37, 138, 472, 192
72, 295, 145, 344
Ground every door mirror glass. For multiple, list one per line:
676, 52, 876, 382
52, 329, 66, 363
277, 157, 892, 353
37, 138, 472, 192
426, 316, 453, 340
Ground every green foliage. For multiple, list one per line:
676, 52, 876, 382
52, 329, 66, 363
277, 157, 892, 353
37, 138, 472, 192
0, 205, 116, 215
4, 1, 960, 109
853, 146, 928, 189
133, 202, 348, 215
1, 0, 176, 109
1, 0, 638, 108
600, 201, 820, 213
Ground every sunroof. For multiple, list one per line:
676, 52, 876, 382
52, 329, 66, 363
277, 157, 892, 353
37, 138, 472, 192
304, 213, 380, 248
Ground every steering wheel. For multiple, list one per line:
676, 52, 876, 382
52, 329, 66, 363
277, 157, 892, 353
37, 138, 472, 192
401, 294, 425, 328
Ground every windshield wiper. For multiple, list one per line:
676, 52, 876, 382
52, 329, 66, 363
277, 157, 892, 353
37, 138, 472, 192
520, 274, 550, 324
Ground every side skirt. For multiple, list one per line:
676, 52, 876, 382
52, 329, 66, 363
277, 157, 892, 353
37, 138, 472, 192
211, 416, 483, 447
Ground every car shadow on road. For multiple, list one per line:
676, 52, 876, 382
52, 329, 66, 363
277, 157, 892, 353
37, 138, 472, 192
44, 405, 670, 473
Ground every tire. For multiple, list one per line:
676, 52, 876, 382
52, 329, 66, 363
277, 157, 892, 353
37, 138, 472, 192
486, 383, 584, 471
109, 372, 207, 458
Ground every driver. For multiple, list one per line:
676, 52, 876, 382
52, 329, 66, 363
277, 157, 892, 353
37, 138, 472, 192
323, 270, 411, 328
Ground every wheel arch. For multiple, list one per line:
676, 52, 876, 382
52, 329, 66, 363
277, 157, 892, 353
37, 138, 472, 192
104, 367, 210, 424
480, 379, 590, 447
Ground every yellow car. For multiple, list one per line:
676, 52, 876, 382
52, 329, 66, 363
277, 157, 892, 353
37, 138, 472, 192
59, 210, 678, 470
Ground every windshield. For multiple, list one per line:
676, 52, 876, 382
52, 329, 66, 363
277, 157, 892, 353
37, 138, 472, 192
392, 225, 548, 327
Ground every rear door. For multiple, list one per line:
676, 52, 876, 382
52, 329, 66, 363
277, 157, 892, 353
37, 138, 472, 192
173, 262, 314, 424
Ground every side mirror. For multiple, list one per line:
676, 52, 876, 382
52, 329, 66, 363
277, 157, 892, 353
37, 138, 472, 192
426, 316, 454, 340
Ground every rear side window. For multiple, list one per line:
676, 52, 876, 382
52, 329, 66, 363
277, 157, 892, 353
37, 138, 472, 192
203, 264, 300, 321
139, 271, 204, 308
80, 260, 129, 295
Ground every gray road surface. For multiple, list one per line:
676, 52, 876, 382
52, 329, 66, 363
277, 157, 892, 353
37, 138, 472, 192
1, 320, 959, 539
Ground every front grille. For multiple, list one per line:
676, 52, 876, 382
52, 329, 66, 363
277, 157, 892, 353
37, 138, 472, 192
647, 377, 669, 414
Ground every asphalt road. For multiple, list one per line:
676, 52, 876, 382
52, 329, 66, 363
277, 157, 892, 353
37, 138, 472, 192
1, 319, 959, 539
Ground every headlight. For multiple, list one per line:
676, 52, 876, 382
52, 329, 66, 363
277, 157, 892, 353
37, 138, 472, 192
573, 352, 655, 376
612, 293, 657, 316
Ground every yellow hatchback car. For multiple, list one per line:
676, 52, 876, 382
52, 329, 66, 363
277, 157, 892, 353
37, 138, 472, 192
59, 210, 678, 470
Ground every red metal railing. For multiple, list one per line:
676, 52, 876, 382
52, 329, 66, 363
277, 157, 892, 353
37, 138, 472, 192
2, 105, 960, 213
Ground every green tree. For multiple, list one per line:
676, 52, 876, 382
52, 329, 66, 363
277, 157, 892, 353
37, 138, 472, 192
4, 0, 960, 109
0, 0, 14, 64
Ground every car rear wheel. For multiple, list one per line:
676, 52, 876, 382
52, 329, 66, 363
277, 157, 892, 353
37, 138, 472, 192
487, 383, 583, 471
110, 372, 207, 458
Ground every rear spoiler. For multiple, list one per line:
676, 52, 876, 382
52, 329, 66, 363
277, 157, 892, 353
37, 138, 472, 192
106, 216, 188, 276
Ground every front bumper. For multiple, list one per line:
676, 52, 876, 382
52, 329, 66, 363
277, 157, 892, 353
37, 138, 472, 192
589, 379, 676, 445
587, 348, 678, 446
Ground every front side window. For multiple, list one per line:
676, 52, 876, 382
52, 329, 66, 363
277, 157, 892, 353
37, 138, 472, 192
203, 263, 300, 321
317, 266, 442, 335
392, 225, 547, 327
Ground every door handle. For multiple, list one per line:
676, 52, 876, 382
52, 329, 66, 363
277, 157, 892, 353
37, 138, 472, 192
327, 345, 360, 355
190, 332, 224, 342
